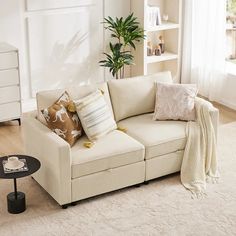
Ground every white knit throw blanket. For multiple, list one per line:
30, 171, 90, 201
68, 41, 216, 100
181, 97, 219, 198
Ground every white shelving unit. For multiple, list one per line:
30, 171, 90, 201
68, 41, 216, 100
0, 43, 22, 125
131, 0, 182, 82
147, 22, 179, 32
146, 52, 178, 64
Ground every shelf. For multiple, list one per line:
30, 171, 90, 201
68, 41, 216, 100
146, 52, 178, 64
131, 0, 182, 80
226, 24, 236, 31
147, 22, 179, 32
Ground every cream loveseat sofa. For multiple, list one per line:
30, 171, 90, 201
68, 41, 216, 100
23, 71, 219, 208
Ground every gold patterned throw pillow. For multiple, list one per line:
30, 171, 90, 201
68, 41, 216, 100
41, 91, 82, 146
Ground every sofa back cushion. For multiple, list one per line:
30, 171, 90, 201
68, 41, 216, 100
108, 71, 173, 122
37, 83, 113, 124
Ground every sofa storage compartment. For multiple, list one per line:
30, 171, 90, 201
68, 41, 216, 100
72, 161, 145, 201
71, 130, 145, 178
145, 150, 184, 180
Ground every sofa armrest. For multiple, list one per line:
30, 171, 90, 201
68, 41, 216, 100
22, 111, 71, 205
195, 97, 219, 142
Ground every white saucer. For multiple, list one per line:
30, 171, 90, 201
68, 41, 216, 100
4, 161, 24, 170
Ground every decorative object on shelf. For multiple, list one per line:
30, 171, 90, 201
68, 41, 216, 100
147, 5, 162, 27
154, 45, 162, 56
163, 14, 169, 22
147, 41, 153, 56
159, 35, 165, 53
99, 13, 145, 79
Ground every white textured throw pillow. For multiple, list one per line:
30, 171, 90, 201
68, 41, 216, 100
153, 83, 198, 121
75, 90, 117, 141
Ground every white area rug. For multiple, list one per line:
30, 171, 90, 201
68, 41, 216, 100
0, 122, 236, 236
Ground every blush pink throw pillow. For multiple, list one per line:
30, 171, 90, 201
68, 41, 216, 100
153, 83, 198, 121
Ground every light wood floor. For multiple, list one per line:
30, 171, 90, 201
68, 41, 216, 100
0, 104, 236, 156
0, 120, 25, 156
213, 102, 236, 124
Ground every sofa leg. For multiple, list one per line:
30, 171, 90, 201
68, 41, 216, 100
135, 183, 141, 188
61, 204, 68, 209
13, 118, 21, 126
71, 202, 77, 206
144, 181, 149, 185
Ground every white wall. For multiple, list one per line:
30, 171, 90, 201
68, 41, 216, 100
0, 1, 29, 102
0, 0, 131, 111
220, 74, 236, 110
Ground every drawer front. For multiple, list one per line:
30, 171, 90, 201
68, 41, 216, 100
0, 86, 20, 104
145, 150, 184, 181
0, 52, 18, 70
0, 69, 19, 87
0, 102, 21, 121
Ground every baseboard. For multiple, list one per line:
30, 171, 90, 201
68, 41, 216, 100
219, 99, 236, 111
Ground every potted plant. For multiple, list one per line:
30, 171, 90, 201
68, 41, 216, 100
99, 13, 145, 79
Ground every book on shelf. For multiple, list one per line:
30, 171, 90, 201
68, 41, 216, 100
147, 5, 162, 27
2, 159, 29, 174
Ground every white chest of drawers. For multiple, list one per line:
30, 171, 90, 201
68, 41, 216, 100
0, 43, 22, 125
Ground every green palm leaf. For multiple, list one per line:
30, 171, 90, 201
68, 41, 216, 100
100, 13, 145, 79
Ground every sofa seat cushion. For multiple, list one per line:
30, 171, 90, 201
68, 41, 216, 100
71, 130, 145, 178
118, 113, 187, 160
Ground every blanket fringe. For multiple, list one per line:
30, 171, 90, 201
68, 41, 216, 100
190, 191, 207, 199
206, 176, 219, 184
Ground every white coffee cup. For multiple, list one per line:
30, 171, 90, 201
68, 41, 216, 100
7, 156, 20, 168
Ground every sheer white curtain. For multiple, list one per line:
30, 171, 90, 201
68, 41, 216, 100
181, 0, 226, 101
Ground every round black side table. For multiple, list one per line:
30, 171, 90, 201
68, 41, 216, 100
0, 155, 41, 214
